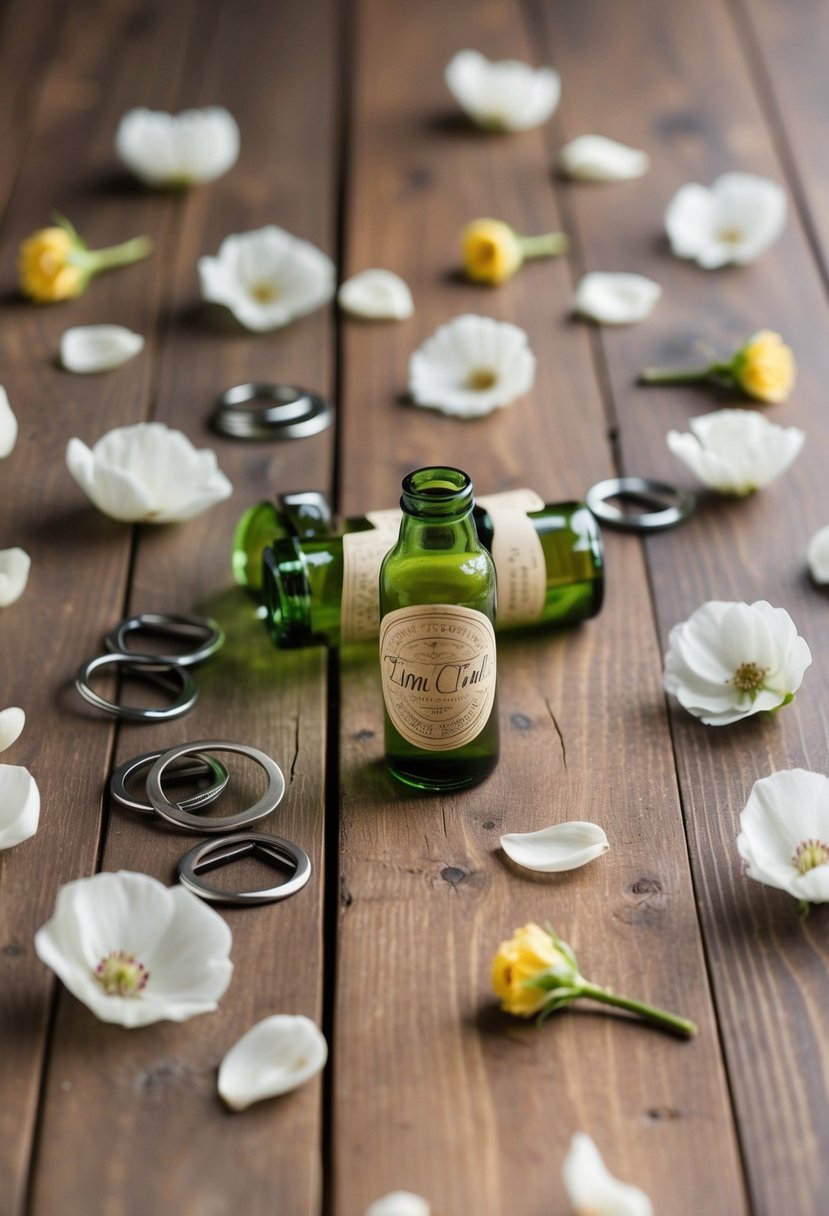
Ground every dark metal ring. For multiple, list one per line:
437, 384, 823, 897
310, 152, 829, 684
146, 739, 285, 833
212, 382, 333, 441
177, 831, 312, 905
105, 612, 224, 667
110, 749, 230, 816
586, 476, 695, 532
75, 653, 198, 721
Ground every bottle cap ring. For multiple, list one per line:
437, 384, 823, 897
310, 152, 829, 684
212, 383, 333, 441
177, 831, 312, 905
146, 739, 285, 833
105, 612, 224, 667
110, 749, 230, 816
75, 653, 199, 721
586, 477, 695, 532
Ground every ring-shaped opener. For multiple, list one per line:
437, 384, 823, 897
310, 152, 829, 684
586, 476, 695, 532
105, 612, 224, 667
146, 740, 285, 833
75, 653, 198, 721
212, 383, 333, 441
177, 831, 312, 905
110, 749, 230, 816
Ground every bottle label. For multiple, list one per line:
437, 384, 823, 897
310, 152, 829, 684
379, 605, 497, 751
342, 523, 400, 643
477, 489, 546, 626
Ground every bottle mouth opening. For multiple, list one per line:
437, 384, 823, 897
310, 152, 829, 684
401, 466, 473, 513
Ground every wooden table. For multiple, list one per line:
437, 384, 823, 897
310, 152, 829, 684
2, 0, 828, 1211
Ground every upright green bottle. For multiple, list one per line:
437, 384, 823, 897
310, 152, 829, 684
379, 467, 499, 792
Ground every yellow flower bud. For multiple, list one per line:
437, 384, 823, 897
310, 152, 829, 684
462, 218, 524, 285
491, 922, 569, 1017
18, 227, 85, 303
733, 329, 795, 404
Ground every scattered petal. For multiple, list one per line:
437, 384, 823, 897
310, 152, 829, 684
0, 548, 31, 607
66, 422, 232, 523
574, 272, 661, 325
667, 409, 804, 495
665, 172, 786, 268
364, 1194, 431, 1216
563, 1133, 653, 1216
338, 269, 414, 320
445, 49, 560, 132
61, 325, 145, 374
807, 525, 829, 584
558, 135, 649, 182
0, 707, 25, 752
116, 106, 240, 187
0, 387, 18, 458
34, 870, 233, 1026
0, 765, 39, 849
737, 769, 829, 904
199, 225, 335, 332
218, 1014, 328, 1110
408, 314, 536, 418
501, 822, 609, 872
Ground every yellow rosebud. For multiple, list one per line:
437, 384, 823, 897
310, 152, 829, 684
461, 218, 568, 285
18, 227, 85, 303
733, 329, 795, 404
491, 922, 570, 1017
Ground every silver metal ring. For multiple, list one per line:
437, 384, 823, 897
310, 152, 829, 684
146, 740, 285, 833
177, 832, 312, 905
586, 477, 695, 532
75, 653, 199, 721
110, 749, 230, 816
105, 612, 224, 667
213, 383, 333, 441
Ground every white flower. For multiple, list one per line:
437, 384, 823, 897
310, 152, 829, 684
218, 1014, 328, 1110
115, 106, 240, 187
738, 769, 829, 904
563, 1133, 653, 1216
61, 325, 144, 374
199, 225, 335, 332
665, 172, 786, 268
408, 314, 536, 418
664, 599, 811, 726
0, 764, 39, 849
501, 822, 609, 872
66, 422, 232, 523
34, 870, 233, 1026
364, 1194, 431, 1216
338, 269, 414, 320
807, 525, 829, 584
0, 387, 17, 457
558, 135, 649, 182
574, 272, 661, 325
445, 49, 560, 132
0, 548, 31, 607
667, 409, 804, 495
0, 707, 25, 752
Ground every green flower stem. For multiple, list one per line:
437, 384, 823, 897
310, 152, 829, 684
640, 361, 732, 386
579, 981, 698, 1038
77, 235, 153, 274
519, 232, 569, 260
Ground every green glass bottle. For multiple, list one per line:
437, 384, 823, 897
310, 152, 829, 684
378, 467, 499, 792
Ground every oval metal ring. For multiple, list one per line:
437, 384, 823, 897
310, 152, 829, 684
212, 382, 333, 441
75, 653, 199, 721
146, 740, 285, 833
177, 832, 312, 905
105, 612, 224, 667
586, 476, 696, 532
110, 749, 230, 816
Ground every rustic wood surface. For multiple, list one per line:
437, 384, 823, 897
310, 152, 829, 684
0, 0, 825, 1212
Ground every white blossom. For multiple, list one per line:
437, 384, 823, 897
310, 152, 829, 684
364, 1194, 431, 1216
665, 172, 786, 268
563, 1133, 653, 1216
408, 314, 535, 418
667, 409, 804, 495
807, 525, 829, 584
0, 765, 39, 850
574, 272, 661, 325
116, 106, 240, 187
558, 135, 649, 182
338, 269, 413, 320
445, 50, 560, 132
738, 769, 829, 904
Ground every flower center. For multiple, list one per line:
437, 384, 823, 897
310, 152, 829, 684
250, 281, 279, 304
94, 950, 150, 997
467, 367, 498, 390
792, 839, 829, 875
730, 661, 767, 693
717, 226, 744, 245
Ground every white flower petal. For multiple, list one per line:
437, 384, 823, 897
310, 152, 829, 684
66, 422, 232, 523
738, 769, 829, 903
218, 1014, 327, 1110
501, 822, 609, 872
563, 1133, 653, 1216
665, 172, 786, 268
116, 106, 240, 187
364, 1194, 431, 1216
667, 409, 804, 495
0, 707, 25, 752
60, 325, 145, 374
558, 135, 649, 182
807, 525, 829, 584
0, 387, 18, 458
338, 270, 414, 320
0, 548, 31, 607
575, 272, 661, 325
445, 49, 559, 132
409, 314, 536, 418
199, 225, 335, 332
34, 871, 233, 1027
0, 764, 39, 849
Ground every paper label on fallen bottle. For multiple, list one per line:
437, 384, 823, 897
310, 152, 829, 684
478, 491, 546, 626
341, 524, 399, 642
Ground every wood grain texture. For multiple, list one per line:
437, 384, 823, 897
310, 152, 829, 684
533, 0, 829, 1211
333, 1, 744, 1212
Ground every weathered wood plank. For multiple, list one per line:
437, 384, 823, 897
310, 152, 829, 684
333, 1, 745, 1212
